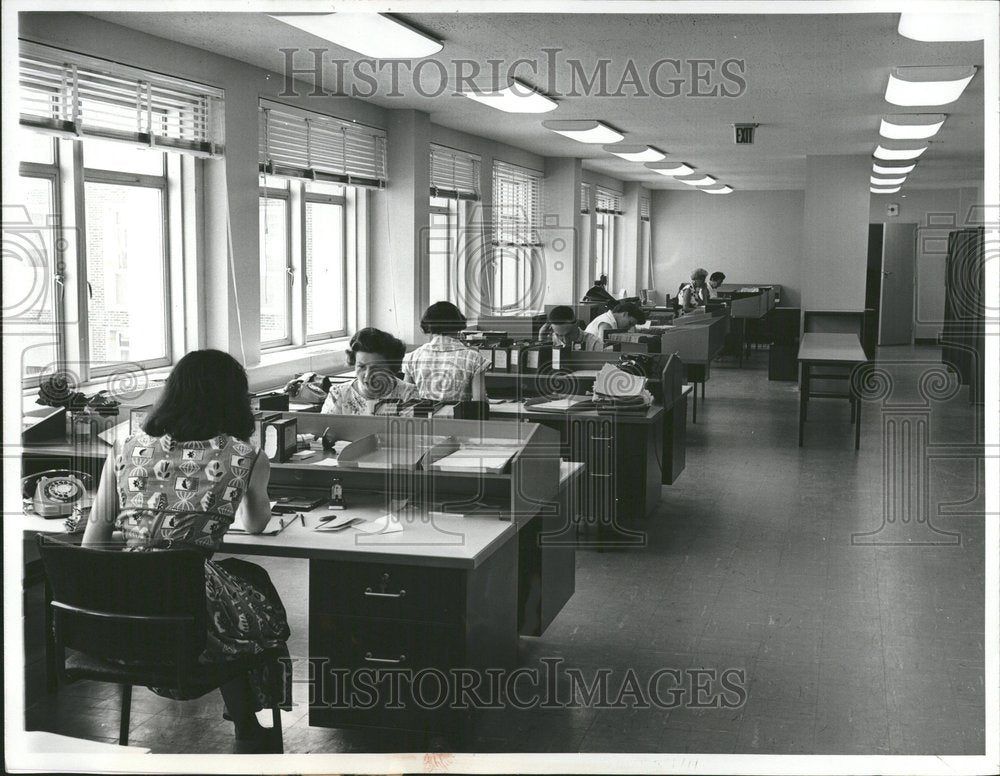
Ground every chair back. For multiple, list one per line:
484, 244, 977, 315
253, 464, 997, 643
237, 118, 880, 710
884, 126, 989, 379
36, 534, 207, 669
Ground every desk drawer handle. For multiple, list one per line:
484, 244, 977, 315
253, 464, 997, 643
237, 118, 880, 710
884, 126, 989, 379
364, 651, 406, 664
364, 587, 406, 599
592, 436, 613, 441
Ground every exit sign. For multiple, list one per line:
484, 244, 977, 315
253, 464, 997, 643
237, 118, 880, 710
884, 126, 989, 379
734, 123, 758, 144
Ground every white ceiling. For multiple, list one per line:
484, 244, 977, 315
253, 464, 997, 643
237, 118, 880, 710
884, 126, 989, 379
87, 10, 986, 191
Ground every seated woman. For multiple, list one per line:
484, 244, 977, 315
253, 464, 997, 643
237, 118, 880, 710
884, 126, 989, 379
708, 271, 727, 299
539, 305, 608, 351
678, 268, 711, 312
403, 301, 490, 401
321, 328, 419, 414
83, 350, 289, 753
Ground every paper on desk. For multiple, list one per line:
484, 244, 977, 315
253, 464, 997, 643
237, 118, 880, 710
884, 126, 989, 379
333, 440, 351, 454
314, 513, 364, 531
594, 363, 647, 398
97, 421, 130, 446
313, 457, 340, 467
354, 514, 404, 534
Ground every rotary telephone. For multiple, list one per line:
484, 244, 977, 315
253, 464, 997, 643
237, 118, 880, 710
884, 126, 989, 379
22, 469, 95, 518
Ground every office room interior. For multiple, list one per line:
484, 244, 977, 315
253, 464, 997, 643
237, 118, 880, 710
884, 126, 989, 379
3, 0, 997, 772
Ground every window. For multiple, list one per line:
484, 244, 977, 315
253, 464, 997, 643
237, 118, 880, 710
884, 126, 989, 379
429, 197, 459, 305
491, 161, 543, 313
257, 101, 379, 350
428, 146, 480, 308
640, 197, 652, 290
17, 42, 222, 385
594, 187, 623, 290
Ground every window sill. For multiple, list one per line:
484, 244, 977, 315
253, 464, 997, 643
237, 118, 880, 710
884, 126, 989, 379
250, 339, 351, 390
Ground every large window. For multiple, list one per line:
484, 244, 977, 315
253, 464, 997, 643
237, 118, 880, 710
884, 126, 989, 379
257, 177, 349, 349
594, 187, 623, 292
491, 161, 543, 313
258, 101, 382, 350
429, 197, 459, 305
16, 42, 222, 385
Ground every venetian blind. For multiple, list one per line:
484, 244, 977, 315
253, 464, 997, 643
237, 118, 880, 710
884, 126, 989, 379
580, 183, 592, 214
640, 197, 650, 221
595, 186, 624, 215
19, 40, 223, 157
492, 160, 543, 247
258, 99, 387, 188
430, 144, 480, 201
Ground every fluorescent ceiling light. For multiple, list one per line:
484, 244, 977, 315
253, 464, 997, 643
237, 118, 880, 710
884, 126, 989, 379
880, 114, 946, 140
870, 186, 901, 194
874, 144, 927, 161
542, 120, 624, 144
463, 80, 557, 113
702, 186, 733, 194
605, 144, 665, 162
898, 13, 985, 42
645, 162, 694, 176
269, 13, 442, 59
871, 176, 907, 186
885, 66, 976, 107
872, 162, 915, 175
679, 175, 717, 187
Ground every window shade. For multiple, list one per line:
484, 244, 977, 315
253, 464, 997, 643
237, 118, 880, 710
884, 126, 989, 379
19, 40, 223, 157
492, 161, 543, 247
580, 183, 592, 214
595, 186, 624, 215
640, 197, 650, 221
430, 144, 480, 201
258, 99, 387, 188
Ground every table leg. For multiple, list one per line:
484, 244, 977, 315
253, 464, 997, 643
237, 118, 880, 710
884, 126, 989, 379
798, 362, 809, 446
850, 396, 856, 424
738, 320, 745, 368
692, 383, 698, 423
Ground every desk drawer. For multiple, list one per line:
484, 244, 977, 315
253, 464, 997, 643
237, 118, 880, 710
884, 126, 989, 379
310, 560, 465, 624
312, 614, 465, 671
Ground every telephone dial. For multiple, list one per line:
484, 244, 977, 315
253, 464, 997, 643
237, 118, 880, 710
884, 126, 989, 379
22, 469, 95, 518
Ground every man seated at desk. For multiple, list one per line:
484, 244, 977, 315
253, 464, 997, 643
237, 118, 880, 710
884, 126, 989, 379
708, 271, 726, 299
584, 300, 648, 340
321, 328, 419, 414
538, 305, 609, 351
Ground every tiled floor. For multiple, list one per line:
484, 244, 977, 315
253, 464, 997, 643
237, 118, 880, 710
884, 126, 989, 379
23, 345, 986, 755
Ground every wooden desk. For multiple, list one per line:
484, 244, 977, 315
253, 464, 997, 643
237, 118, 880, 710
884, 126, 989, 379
797, 333, 867, 449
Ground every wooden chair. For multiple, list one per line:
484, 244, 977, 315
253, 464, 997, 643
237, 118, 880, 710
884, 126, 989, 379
36, 534, 284, 749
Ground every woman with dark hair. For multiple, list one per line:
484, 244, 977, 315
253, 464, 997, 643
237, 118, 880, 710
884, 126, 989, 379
321, 327, 419, 414
402, 301, 490, 401
708, 271, 727, 299
83, 349, 289, 753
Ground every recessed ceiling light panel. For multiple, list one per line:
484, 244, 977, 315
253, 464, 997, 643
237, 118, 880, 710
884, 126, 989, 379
270, 13, 443, 59
871, 176, 907, 186
874, 144, 928, 161
872, 162, 916, 175
679, 175, 717, 187
702, 186, 733, 194
870, 186, 901, 194
645, 162, 694, 176
898, 13, 986, 42
885, 66, 976, 107
880, 114, 946, 140
605, 145, 665, 162
463, 80, 557, 113
542, 120, 624, 144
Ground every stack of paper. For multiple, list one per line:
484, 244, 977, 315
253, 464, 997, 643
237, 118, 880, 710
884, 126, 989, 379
529, 396, 592, 412
594, 363, 647, 398
430, 446, 519, 474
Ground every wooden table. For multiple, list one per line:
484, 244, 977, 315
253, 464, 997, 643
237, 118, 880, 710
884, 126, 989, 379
797, 333, 867, 449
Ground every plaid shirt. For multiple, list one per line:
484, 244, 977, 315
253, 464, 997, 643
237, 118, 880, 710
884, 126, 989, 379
402, 335, 491, 401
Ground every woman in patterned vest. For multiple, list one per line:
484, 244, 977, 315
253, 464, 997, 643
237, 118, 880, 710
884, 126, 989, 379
83, 349, 289, 753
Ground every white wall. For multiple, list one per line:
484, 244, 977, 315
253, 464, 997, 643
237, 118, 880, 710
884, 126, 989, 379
649, 190, 804, 307
869, 187, 966, 341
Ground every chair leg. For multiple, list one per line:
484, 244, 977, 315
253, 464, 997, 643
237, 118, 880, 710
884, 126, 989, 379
119, 684, 133, 746
270, 706, 284, 753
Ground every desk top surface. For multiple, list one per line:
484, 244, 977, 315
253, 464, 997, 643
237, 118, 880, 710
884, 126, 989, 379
798, 333, 867, 363
21, 461, 585, 569
488, 400, 663, 424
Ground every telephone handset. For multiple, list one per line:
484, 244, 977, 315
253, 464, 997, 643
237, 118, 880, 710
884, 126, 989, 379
22, 469, 95, 518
